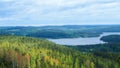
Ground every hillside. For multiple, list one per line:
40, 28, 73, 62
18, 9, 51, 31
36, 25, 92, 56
0, 36, 119, 68
68, 43, 120, 53
0, 25, 120, 39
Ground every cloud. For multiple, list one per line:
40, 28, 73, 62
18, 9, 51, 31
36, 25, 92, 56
0, 0, 120, 25
0, 0, 14, 2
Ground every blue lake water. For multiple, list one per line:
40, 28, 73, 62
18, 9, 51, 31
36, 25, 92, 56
49, 32, 120, 46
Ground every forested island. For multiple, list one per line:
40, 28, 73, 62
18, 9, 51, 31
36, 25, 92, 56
0, 36, 119, 68
100, 35, 120, 43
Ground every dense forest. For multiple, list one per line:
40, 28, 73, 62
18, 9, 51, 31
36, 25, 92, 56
68, 43, 120, 53
0, 25, 120, 38
67, 43, 120, 68
0, 36, 120, 68
100, 35, 120, 43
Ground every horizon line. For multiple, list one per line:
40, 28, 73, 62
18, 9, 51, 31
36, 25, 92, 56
0, 24, 120, 27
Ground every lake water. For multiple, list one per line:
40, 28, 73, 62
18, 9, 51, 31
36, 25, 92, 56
48, 32, 120, 46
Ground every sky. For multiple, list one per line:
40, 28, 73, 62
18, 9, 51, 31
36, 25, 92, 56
0, 0, 120, 26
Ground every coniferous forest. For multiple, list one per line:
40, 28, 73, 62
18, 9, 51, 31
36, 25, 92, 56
0, 36, 120, 68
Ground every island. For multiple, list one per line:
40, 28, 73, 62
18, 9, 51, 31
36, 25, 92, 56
100, 35, 120, 43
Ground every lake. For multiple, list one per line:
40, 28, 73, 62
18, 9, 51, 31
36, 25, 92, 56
48, 32, 120, 46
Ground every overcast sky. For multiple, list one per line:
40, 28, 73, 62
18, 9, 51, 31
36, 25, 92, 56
0, 0, 120, 26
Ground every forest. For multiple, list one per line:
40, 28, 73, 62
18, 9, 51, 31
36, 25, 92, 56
0, 36, 120, 68
0, 25, 120, 68
0, 25, 120, 39
68, 43, 120, 53
100, 35, 120, 43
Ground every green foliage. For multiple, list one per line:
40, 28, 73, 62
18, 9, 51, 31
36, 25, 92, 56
0, 36, 119, 68
100, 35, 120, 43
68, 43, 120, 68
1, 25, 120, 39
68, 43, 120, 53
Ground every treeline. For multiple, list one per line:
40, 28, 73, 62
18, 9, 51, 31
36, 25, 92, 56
0, 36, 119, 68
68, 43, 120, 53
1, 25, 120, 39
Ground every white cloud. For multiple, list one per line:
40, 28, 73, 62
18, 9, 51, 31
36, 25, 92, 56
0, 0, 120, 25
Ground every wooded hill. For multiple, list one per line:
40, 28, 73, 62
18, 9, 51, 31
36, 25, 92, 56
1, 25, 120, 39
0, 36, 119, 68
